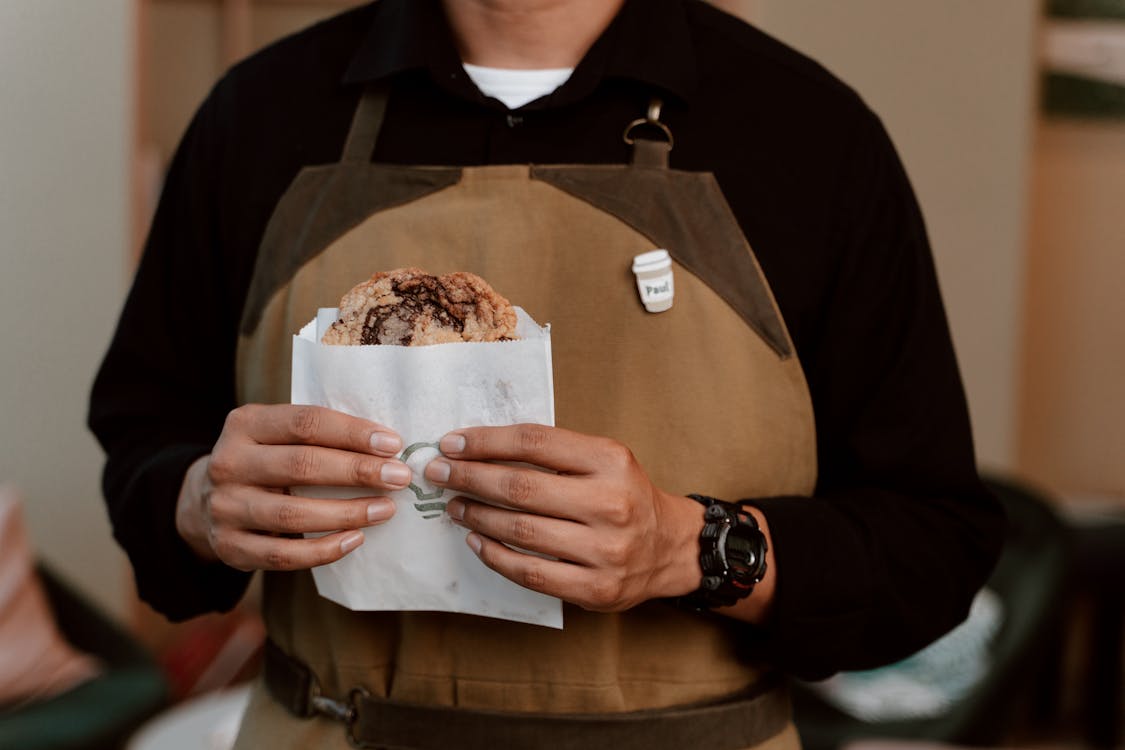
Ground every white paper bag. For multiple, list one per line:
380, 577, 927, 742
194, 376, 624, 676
290, 307, 562, 628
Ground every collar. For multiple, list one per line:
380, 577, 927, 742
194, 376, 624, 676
342, 0, 697, 107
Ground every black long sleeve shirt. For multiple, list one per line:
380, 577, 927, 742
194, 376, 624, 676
88, 0, 1003, 680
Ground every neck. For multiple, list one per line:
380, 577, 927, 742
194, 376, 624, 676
441, 0, 626, 69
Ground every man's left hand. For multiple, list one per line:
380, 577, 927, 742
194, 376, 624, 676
423, 424, 704, 612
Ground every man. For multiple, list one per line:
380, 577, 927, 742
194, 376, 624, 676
89, 1, 1003, 747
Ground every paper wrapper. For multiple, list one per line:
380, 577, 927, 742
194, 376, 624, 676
291, 307, 562, 628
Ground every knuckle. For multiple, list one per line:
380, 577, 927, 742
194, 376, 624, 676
587, 577, 625, 612
504, 472, 536, 506
224, 404, 260, 435
600, 439, 634, 470
207, 453, 237, 485
599, 539, 631, 568
350, 421, 373, 451
341, 502, 365, 529
275, 502, 305, 532
290, 407, 321, 442
212, 533, 237, 565
289, 448, 319, 482
205, 488, 232, 522
264, 546, 292, 571
352, 457, 377, 486
450, 462, 473, 490
601, 497, 635, 527
223, 406, 246, 431
510, 516, 537, 545
515, 424, 550, 453
521, 563, 547, 591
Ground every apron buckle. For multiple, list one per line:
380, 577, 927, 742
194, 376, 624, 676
310, 690, 354, 724
310, 683, 373, 748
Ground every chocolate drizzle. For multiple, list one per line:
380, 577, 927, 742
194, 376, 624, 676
359, 275, 469, 345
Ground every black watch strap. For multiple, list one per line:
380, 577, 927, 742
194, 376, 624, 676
679, 494, 768, 611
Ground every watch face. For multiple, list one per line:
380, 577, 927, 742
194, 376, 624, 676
725, 530, 760, 573
687, 499, 768, 609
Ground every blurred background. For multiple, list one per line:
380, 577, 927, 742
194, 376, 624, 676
0, 0, 1121, 748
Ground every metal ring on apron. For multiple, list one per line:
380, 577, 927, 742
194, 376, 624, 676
623, 98, 674, 148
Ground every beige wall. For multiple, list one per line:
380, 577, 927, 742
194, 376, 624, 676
0, 1, 132, 616
1021, 120, 1125, 497
721, 1, 1040, 474
144, 1, 355, 167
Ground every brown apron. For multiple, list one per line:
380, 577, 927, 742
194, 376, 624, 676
232, 85, 816, 750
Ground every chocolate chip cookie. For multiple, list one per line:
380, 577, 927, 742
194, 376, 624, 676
322, 268, 518, 346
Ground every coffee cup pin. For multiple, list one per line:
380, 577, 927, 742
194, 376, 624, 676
632, 249, 674, 313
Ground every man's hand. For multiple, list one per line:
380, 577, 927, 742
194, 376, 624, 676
422, 424, 706, 613
176, 404, 409, 571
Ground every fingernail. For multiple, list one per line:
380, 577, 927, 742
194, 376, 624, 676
446, 498, 464, 521
370, 432, 402, 455
440, 433, 467, 455
380, 462, 411, 486
340, 531, 364, 554
466, 533, 482, 555
367, 501, 393, 523
425, 459, 451, 484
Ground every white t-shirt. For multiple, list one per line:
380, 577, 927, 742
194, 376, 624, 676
462, 63, 574, 110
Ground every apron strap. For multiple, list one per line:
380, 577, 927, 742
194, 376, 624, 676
264, 638, 791, 750
341, 83, 390, 164
624, 97, 674, 169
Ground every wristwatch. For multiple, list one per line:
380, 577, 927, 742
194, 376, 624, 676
679, 494, 768, 611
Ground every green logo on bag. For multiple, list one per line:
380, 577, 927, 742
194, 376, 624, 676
399, 441, 447, 518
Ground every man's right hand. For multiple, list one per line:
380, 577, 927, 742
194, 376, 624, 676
175, 404, 408, 571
